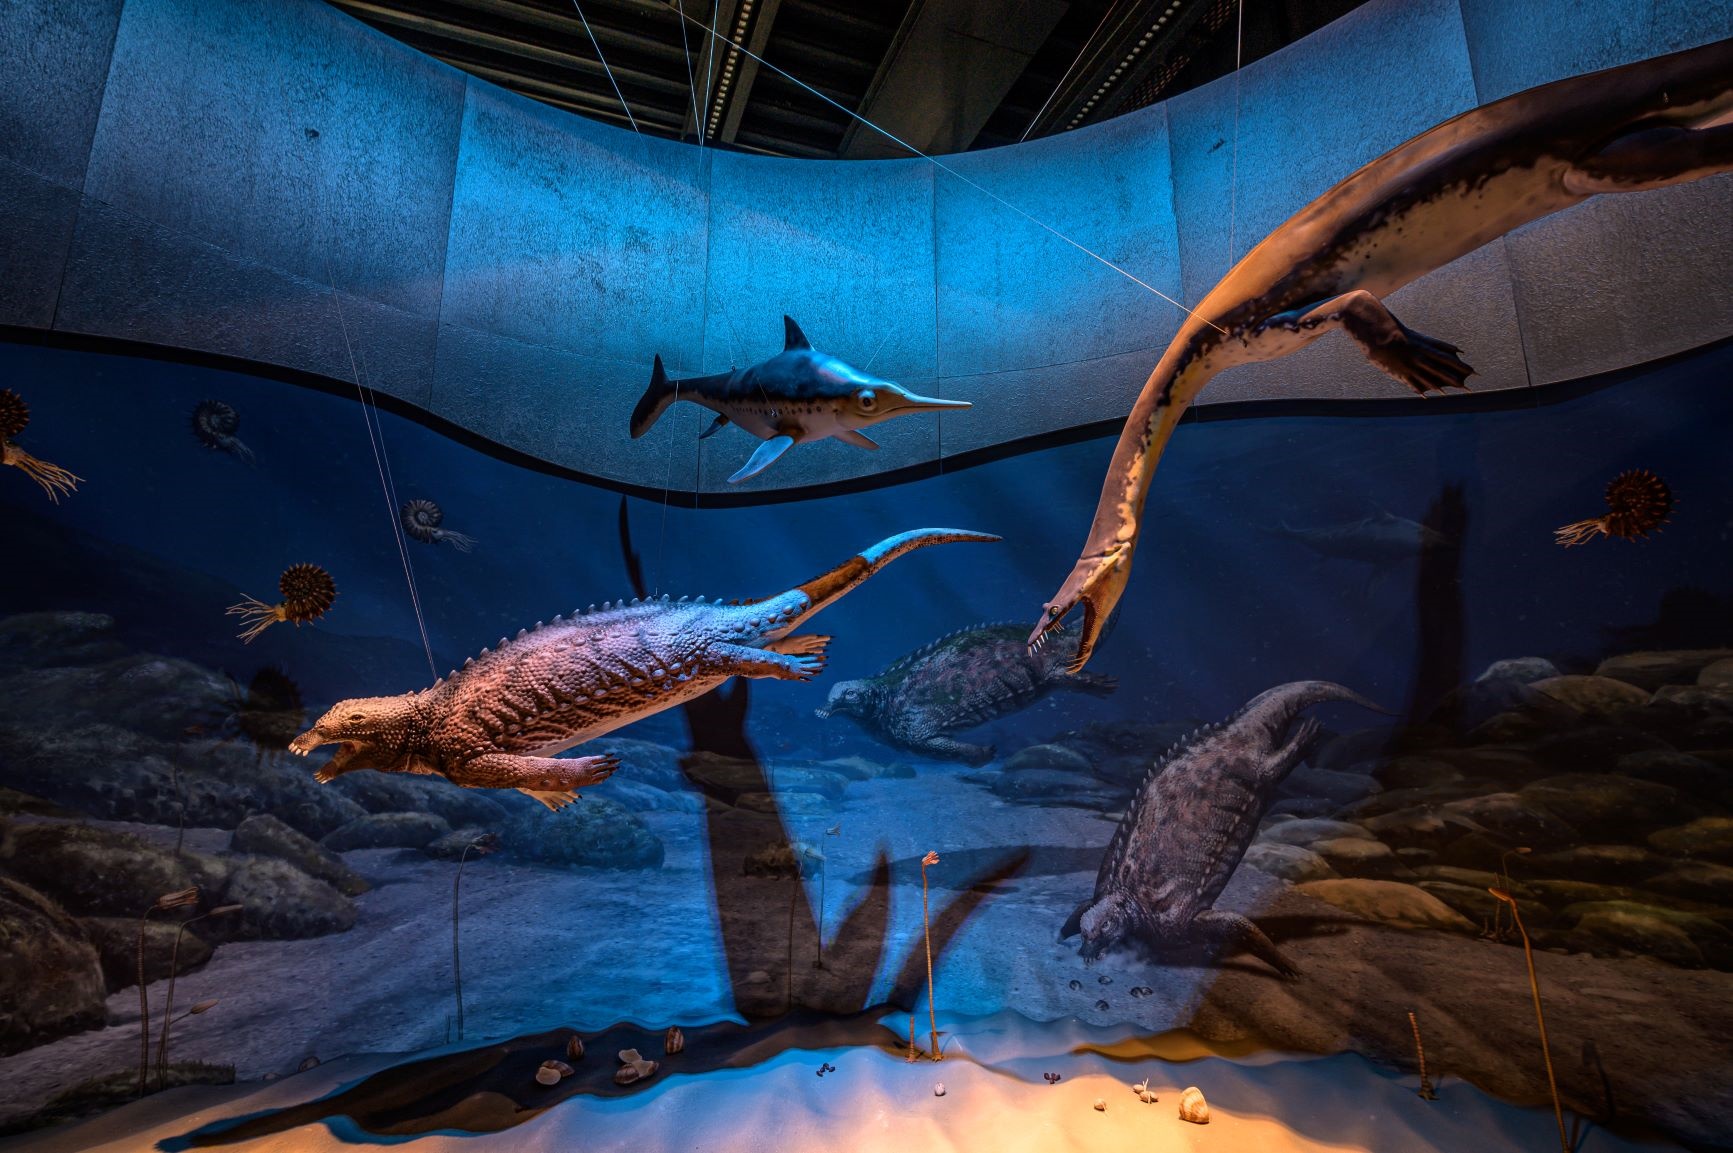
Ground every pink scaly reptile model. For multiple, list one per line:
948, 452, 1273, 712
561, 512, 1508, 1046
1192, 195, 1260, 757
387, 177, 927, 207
289, 528, 997, 810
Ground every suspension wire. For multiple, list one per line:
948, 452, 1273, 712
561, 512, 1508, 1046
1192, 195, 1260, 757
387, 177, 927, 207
1227, 0, 1245, 268
320, 255, 438, 680
666, 2, 1226, 335
1019, 1, 1124, 143
571, 0, 640, 134
674, 0, 704, 145
352, 344, 427, 641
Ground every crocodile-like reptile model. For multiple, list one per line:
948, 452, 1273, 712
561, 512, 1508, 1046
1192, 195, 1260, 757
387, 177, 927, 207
814, 622, 1116, 764
1061, 680, 1381, 975
1031, 38, 1733, 671
288, 529, 997, 810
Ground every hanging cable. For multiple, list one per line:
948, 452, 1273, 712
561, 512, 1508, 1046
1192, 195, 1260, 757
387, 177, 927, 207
1227, 0, 1245, 269
320, 255, 438, 680
570, 0, 640, 134
675, 0, 704, 145
665, 3, 1225, 335
1019, 2, 1125, 143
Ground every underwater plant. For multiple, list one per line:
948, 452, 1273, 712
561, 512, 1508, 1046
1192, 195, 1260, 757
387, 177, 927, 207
920, 850, 941, 1062
451, 833, 498, 1041
1408, 1011, 1437, 1100
1490, 887, 1568, 1153
190, 400, 254, 463
138, 887, 200, 1098
227, 564, 338, 644
156, 904, 240, 1087
1555, 469, 1674, 546
0, 388, 82, 503
401, 498, 476, 552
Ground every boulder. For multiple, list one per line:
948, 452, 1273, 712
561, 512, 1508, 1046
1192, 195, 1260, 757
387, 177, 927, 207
1242, 842, 1338, 884
1359, 804, 1487, 852
1616, 749, 1729, 797
1291, 879, 1476, 933
422, 827, 500, 860
1409, 866, 1535, 899
1646, 862, 1733, 904
322, 812, 451, 852
1532, 675, 1652, 718
502, 797, 663, 870
1595, 650, 1733, 693
1465, 712, 1554, 745
78, 915, 212, 992
1310, 836, 1403, 877
1002, 744, 1093, 775
0, 879, 107, 1056
1440, 792, 1578, 848
232, 814, 368, 896
1700, 659, 1733, 688
1519, 774, 1684, 839
221, 857, 357, 939
1429, 677, 1573, 733
0, 612, 129, 672
814, 755, 913, 781
1528, 726, 1674, 774
1477, 657, 1562, 685
0, 654, 233, 741
1563, 900, 1733, 968
682, 755, 848, 803
1427, 746, 1553, 785
593, 778, 704, 813
1652, 684, 1733, 720
1525, 844, 1673, 885
1280, 766, 1380, 807
1438, 831, 1533, 873
736, 792, 836, 817
1415, 881, 1508, 928
1649, 817, 1733, 862
0, 823, 227, 917
329, 771, 507, 829
1312, 728, 1397, 771
1256, 818, 1373, 848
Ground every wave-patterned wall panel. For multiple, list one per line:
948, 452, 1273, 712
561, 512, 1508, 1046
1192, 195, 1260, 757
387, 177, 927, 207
0, 0, 1728, 496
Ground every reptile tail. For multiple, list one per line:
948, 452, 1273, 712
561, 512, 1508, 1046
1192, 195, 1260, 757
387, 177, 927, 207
629, 355, 677, 438
1237, 679, 1387, 741
775, 529, 1000, 635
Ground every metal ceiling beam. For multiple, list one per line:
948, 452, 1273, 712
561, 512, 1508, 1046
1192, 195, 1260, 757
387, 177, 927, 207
329, 0, 689, 95
436, 0, 690, 63
716, 0, 783, 145
443, 56, 687, 128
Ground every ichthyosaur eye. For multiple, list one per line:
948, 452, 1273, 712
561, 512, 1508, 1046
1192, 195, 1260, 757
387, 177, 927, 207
856, 389, 877, 412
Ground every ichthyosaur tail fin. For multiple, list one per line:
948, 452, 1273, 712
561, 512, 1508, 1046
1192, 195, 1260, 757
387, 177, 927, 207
630, 355, 678, 438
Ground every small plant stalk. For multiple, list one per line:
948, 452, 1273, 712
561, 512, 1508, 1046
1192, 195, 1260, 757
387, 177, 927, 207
453, 842, 478, 1041
1491, 888, 1568, 1153
1409, 1011, 1436, 1100
920, 851, 941, 1062
137, 908, 156, 1099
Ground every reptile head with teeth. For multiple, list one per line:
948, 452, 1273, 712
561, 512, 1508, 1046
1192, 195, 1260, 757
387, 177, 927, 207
290, 695, 429, 782
1028, 541, 1130, 674
814, 678, 880, 721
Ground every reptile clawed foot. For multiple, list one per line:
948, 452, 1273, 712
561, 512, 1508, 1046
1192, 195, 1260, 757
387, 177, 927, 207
1380, 326, 1476, 397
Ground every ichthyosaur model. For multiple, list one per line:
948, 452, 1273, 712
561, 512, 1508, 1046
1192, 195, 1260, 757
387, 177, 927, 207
815, 622, 1116, 764
1061, 680, 1382, 975
1030, 37, 1733, 672
629, 316, 970, 483
288, 528, 998, 810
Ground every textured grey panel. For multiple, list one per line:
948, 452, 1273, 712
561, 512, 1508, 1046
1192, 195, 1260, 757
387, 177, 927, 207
704, 152, 935, 387
0, 0, 123, 188
1460, 0, 1733, 386
1458, 0, 1733, 101
0, 157, 81, 329
83, 0, 463, 321
440, 80, 709, 373
937, 347, 1167, 454
1503, 178, 1733, 386
935, 103, 1183, 402
1203, 242, 1530, 403
56, 198, 436, 406
1165, 0, 1482, 308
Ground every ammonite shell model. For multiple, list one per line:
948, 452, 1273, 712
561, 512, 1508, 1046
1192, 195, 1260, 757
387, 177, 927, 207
400, 499, 446, 541
0, 389, 30, 441
278, 563, 338, 624
1600, 469, 1673, 539
191, 399, 241, 448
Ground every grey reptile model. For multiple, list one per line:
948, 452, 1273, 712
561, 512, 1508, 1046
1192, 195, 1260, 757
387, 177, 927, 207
288, 528, 997, 810
1031, 37, 1733, 672
1062, 680, 1381, 975
815, 622, 1116, 764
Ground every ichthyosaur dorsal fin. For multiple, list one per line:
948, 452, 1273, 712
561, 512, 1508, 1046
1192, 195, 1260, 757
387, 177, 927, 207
783, 315, 811, 351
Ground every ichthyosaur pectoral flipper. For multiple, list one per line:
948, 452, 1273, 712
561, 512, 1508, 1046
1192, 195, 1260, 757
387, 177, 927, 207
728, 435, 795, 484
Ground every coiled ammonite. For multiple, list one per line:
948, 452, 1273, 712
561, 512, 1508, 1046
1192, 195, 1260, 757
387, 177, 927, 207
226, 563, 338, 643
191, 399, 254, 463
0, 388, 82, 504
400, 498, 476, 552
1555, 469, 1674, 547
